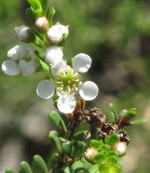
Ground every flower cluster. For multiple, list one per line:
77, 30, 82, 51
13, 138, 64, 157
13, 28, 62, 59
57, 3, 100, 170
1, 10, 99, 114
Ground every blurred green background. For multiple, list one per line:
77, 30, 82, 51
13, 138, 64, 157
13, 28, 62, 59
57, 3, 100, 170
0, 0, 150, 172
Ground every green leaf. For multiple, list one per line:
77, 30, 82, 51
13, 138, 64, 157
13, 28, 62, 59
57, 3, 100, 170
130, 117, 147, 126
99, 145, 110, 153
39, 59, 50, 73
35, 51, 51, 74
106, 112, 115, 123
5, 169, 14, 173
73, 131, 85, 141
94, 153, 105, 164
48, 111, 67, 134
71, 160, 84, 172
89, 164, 100, 173
105, 133, 120, 148
47, 153, 59, 170
73, 141, 86, 158
99, 162, 121, 173
67, 57, 73, 67
41, 0, 48, 16
19, 162, 32, 173
90, 126, 98, 139
109, 103, 118, 120
31, 155, 47, 173
104, 136, 110, 145
26, 8, 43, 23
58, 33, 68, 47
49, 131, 62, 152
26, 8, 37, 23
90, 140, 103, 149
81, 156, 93, 170
47, 7, 55, 27
106, 156, 118, 164
62, 141, 74, 158
107, 151, 118, 158
117, 158, 123, 168
27, 0, 41, 10
63, 166, 72, 173
59, 137, 68, 143
123, 108, 136, 122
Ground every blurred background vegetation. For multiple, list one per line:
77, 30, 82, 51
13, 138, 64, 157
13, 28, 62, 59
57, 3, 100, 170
0, 0, 150, 172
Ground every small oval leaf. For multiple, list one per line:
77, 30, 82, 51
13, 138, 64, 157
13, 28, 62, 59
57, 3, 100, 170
130, 117, 147, 126
49, 131, 62, 152
73, 141, 86, 158
20, 161, 32, 173
94, 153, 105, 164
90, 140, 103, 149
106, 156, 118, 164
109, 103, 118, 120
5, 169, 14, 173
62, 141, 74, 158
31, 155, 47, 173
48, 111, 67, 134
47, 7, 55, 28
105, 133, 120, 147
47, 153, 59, 171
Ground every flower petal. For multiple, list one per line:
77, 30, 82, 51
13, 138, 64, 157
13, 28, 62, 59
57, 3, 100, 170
73, 53, 92, 73
44, 46, 63, 65
7, 45, 27, 60
51, 61, 67, 76
57, 94, 76, 113
24, 44, 35, 59
1, 60, 19, 76
79, 81, 99, 100
20, 59, 35, 76
36, 80, 55, 99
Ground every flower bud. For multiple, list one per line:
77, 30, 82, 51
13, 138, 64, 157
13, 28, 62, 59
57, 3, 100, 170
44, 46, 63, 65
112, 142, 127, 157
47, 24, 69, 44
84, 147, 98, 163
15, 25, 35, 42
35, 16, 49, 33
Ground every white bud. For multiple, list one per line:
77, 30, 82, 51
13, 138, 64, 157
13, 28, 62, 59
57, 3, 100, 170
44, 46, 63, 65
35, 16, 49, 33
15, 25, 35, 42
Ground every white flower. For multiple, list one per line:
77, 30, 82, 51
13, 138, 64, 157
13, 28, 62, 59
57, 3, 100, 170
1, 44, 36, 76
36, 53, 99, 114
44, 46, 63, 65
47, 24, 69, 44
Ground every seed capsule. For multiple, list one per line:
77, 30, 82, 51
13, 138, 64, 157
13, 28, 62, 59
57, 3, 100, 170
84, 147, 98, 163
112, 141, 127, 157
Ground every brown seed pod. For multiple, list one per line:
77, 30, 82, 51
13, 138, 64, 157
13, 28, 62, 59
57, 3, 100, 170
84, 107, 106, 128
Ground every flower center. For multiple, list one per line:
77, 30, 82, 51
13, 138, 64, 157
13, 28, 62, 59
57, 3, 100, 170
54, 68, 81, 95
